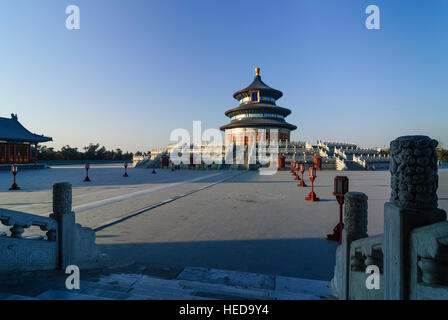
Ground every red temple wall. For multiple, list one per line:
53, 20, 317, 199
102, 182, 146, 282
224, 128, 290, 146
0, 143, 32, 164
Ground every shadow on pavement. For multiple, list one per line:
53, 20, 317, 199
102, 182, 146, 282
98, 237, 338, 281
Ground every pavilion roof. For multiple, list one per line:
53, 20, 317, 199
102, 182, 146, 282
225, 103, 292, 117
220, 118, 297, 131
0, 115, 52, 143
233, 68, 283, 101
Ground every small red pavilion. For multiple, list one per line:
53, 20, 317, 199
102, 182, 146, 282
0, 114, 52, 164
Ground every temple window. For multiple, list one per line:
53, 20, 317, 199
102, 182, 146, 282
250, 90, 260, 103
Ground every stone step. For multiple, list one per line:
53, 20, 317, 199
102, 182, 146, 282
94, 274, 273, 300
79, 280, 134, 293
132, 276, 276, 300
344, 160, 365, 171
178, 267, 331, 296
275, 276, 331, 297
177, 267, 275, 290
36, 289, 111, 300
0, 292, 38, 300
176, 267, 330, 299
80, 279, 213, 300
81, 286, 208, 300
6, 268, 331, 300
95, 270, 326, 300
90, 273, 143, 288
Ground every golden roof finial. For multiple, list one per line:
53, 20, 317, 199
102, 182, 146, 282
255, 67, 260, 77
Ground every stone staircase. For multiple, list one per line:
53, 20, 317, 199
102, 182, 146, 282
0, 267, 332, 300
343, 160, 366, 171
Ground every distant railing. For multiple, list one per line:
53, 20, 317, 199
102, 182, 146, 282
336, 157, 346, 170
40, 160, 128, 166
352, 155, 367, 168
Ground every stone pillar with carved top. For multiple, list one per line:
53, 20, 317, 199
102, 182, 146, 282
384, 135, 446, 300
51, 182, 75, 269
331, 192, 368, 299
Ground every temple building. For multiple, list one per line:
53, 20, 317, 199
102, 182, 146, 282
0, 114, 52, 164
220, 68, 297, 145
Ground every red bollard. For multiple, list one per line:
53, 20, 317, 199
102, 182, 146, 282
277, 154, 285, 170
305, 167, 319, 201
9, 164, 20, 190
123, 162, 129, 177
327, 176, 349, 243
84, 162, 91, 182
293, 163, 301, 180
297, 163, 307, 187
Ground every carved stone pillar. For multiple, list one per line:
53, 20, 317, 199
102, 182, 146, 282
331, 192, 368, 300
344, 192, 368, 239
390, 135, 439, 210
385, 135, 446, 300
53, 182, 72, 215
51, 182, 75, 269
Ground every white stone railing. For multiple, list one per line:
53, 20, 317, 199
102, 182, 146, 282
334, 148, 349, 160
331, 135, 448, 300
336, 157, 347, 170
353, 154, 391, 170
409, 221, 448, 299
318, 149, 329, 157
355, 154, 390, 162
0, 210, 58, 241
316, 140, 357, 149
352, 155, 367, 168
305, 142, 313, 150
0, 183, 108, 273
0, 209, 59, 272
349, 234, 384, 300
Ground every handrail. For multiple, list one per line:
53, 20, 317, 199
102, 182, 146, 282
0, 208, 57, 241
350, 234, 384, 273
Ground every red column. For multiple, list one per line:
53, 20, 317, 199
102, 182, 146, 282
34, 144, 38, 164
1, 143, 4, 163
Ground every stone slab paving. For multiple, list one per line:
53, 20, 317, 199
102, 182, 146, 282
94, 169, 448, 281
0, 165, 238, 232
1, 165, 447, 282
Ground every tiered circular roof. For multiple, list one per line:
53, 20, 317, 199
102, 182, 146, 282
220, 68, 297, 131
233, 71, 283, 101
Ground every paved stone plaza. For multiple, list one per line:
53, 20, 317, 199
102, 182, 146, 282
1, 165, 447, 281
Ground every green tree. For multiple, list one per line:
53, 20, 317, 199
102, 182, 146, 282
38, 146, 56, 160
59, 145, 80, 160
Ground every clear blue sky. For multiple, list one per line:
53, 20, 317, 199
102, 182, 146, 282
0, 0, 447, 152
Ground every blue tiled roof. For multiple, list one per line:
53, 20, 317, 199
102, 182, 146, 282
0, 115, 52, 143
233, 75, 283, 101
